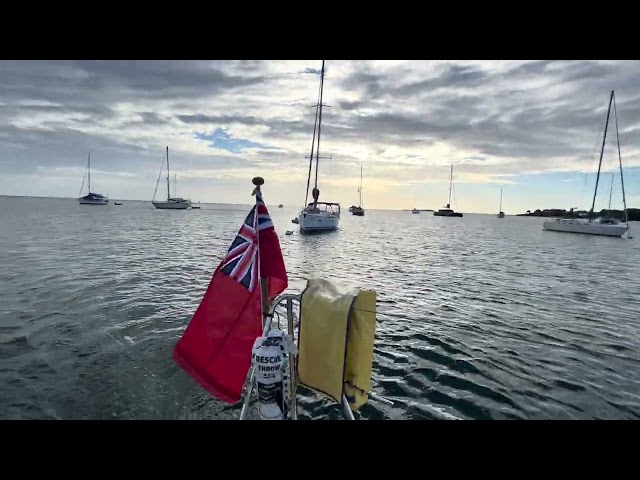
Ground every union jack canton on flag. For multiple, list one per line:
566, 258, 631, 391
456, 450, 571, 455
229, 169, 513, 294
220, 194, 275, 293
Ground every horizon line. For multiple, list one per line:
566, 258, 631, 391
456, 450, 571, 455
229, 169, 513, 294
1, 195, 635, 215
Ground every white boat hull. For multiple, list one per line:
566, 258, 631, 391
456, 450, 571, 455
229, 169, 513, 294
152, 200, 191, 209
543, 220, 628, 237
298, 212, 340, 232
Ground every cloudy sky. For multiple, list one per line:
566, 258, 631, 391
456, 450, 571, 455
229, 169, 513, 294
1, 60, 639, 213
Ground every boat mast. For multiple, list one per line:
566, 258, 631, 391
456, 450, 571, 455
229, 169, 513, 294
88, 153, 91, 193
448, 164, 453, 207
612, 91, 629, 226
499, 188, 503, 212
303, 63, 323, 209
590, 90, 614, 219
313, 60, 326, 201
166, 146, 170, 201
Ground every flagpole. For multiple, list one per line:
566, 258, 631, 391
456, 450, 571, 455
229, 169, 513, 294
240, 176, 272, 420
252, 176, 270, 326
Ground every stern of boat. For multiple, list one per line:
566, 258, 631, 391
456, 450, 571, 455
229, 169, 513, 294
240, 278, 390, 420
298, 212, 340, 232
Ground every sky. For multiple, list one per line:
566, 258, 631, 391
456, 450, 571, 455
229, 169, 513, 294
1, 59, 640, 214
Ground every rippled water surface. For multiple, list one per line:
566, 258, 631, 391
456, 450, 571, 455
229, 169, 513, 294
1, 196, 640, 420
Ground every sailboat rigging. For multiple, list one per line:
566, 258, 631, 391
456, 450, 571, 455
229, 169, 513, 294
297, 60, 341, 232
608, 173, 615, 210
152, 146, 191, 210
78, 152, 108, 205
543, 90, 630, 238
497, 188, 505, 218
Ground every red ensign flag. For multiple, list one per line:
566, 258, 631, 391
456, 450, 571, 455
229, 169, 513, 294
173, 193, 288, 403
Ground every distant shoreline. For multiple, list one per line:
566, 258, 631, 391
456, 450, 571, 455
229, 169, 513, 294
5, 196, 636, 218
518, 208, 640, 221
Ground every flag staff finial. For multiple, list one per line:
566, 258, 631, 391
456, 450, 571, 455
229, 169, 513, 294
252, 176, 264, 196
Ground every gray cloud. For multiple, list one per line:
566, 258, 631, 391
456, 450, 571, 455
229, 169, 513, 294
1, 60, 263, 101
1, 60, 640, 204
333, 60, 640, 167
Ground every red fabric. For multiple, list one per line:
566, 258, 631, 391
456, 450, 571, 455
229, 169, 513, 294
173, 202, 288, 404
259, 224, 288, 303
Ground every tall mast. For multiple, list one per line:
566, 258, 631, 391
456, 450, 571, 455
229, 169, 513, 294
500, 188, 503, 212
303, 62, 323, 209
590, 90, 614, 218
313, 60, 326, 194
166, 146, 170, 200
88, 153, 91, 193
448, 164, 453, 207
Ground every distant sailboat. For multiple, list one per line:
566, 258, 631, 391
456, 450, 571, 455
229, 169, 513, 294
152, 146, 191, 210
352, 166, 365, 216
434, 164, 463, 217
411, 208, 420, 214
497, 188, 505, 218
78, 152, 108, 205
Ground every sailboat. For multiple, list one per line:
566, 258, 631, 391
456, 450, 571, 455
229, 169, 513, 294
543, 90, 629, 238
497, 188, 505, 218
298, 60, 341, 232
434, 164, 463, 217
351, 166, 365, 216
78, 152, 108, 205
152, 146, 191, 210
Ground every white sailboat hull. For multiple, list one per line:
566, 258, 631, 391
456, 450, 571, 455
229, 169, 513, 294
298, 212, 340, 232
543, 219, 628, 237
152, 200, 191, 209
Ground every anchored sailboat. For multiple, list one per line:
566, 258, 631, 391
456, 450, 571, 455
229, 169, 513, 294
543, 90, 630, 238
497, 188, 505, 218
78, 153, 108, 205
298, 60, 341, 232
151, 146, 191, 210
434, 164, 463, 217
351, 166, 365, 216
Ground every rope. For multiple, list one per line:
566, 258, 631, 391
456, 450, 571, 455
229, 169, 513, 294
613, 92, 631, 238
152, 153, 166, 202
78, 168, 87, 197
